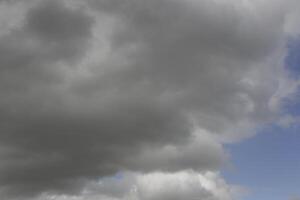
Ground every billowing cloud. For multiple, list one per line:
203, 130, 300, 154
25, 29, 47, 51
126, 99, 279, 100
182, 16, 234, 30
18, 171, 243, 200
0, 0, 298, 199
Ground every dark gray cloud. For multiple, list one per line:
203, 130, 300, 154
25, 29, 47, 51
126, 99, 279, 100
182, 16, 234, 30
0, 0, 296, 199
27, 1, 92, 41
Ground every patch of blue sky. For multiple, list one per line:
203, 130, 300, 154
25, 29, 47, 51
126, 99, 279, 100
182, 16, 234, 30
280, 37, 300, 117
285, 37, 300, 79
281, 86, 300, 117
223, 124, 300, 200
223, 38, 300, 200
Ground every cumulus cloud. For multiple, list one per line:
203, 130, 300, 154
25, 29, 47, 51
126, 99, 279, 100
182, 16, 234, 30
20, 171, 243, 200
0, 0, 298, 199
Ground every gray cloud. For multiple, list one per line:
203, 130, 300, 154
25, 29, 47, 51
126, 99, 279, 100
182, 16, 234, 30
0, 0, 296, 198
27, 1, 92, 41
22, 171, 242, 200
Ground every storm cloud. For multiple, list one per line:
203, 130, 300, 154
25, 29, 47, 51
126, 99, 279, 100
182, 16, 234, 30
0, 0, 298, 199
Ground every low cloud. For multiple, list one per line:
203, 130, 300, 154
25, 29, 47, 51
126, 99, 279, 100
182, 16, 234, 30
25, 171, 243, 200
0, 0, 298, 199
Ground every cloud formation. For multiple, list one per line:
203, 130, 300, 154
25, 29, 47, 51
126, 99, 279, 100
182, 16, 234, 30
21, 171, 243, 200
0, 0, 298, 199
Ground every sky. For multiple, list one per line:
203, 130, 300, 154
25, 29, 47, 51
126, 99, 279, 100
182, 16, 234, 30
222, 37, 300, 200
0, 0, 300, 200
224, 125, 300, 200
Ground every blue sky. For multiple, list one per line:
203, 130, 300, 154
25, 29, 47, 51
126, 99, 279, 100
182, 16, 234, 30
285, 38, 300, 80
224, 124, 300, 200
223, 38, 300, 200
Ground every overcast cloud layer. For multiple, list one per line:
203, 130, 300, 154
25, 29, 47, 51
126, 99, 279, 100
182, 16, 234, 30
0, 0, 299, 199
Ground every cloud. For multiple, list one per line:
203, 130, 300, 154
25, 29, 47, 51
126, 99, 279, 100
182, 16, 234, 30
123, 130, 228, 172
22, 171, 243, 200
27, 1, 92, 41
0, 0, 298, 198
